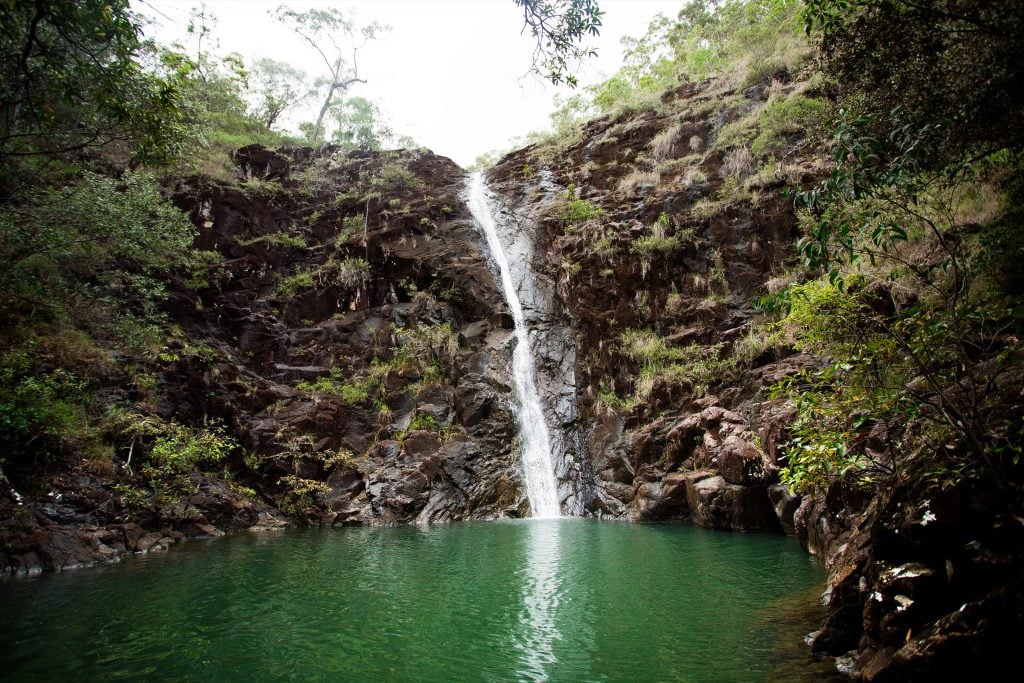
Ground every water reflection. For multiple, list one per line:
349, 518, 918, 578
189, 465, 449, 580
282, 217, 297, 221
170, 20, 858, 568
514, 520, 563, 681
0, 522, 828, 682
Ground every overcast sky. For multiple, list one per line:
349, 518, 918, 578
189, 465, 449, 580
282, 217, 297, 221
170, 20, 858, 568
135, 0, 679, 167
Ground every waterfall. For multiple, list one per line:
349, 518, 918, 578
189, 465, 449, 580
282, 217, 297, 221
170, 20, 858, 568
467, 172, 561, 518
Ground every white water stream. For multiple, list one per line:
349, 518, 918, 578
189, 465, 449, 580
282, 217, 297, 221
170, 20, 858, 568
467, 172, 561, 518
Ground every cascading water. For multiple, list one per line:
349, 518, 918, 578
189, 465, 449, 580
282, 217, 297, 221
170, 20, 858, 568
467, 172, 561, 518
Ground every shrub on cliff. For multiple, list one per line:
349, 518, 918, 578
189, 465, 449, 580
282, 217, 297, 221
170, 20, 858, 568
772, 1, 1024, 497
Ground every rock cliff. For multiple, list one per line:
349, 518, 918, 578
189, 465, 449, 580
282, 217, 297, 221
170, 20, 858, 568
3, 66, 1020, 683
2, 146, 538, 572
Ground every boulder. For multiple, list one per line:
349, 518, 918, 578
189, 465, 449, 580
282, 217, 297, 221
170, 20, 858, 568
716, 434, 775, 485
681, 471, 781, 532
768, 484, 801, 535
637, 472, 691, 521
32, 527, 120, 571
454, 380, 496, 427
402, 430, 442, 460
232, 144, 290, 180
663, 414, 702, 467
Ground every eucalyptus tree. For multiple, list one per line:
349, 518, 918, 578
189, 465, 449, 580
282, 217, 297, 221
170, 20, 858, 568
514, 0, 603, 86
272, 6, 387, 144
250, 58, 312, 130
329, 96, 391, 151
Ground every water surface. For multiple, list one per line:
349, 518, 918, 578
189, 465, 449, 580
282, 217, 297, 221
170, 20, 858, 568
1, 520, 837, 681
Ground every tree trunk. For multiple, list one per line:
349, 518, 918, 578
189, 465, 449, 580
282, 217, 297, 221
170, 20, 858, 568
310, 84, 337, 144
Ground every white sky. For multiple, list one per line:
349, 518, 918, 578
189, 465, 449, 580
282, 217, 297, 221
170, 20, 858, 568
134, 0, 679, 167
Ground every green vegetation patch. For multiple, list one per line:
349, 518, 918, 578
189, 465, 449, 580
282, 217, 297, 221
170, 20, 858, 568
751, 95, 828, 157
276, 255, 371, 297
621, 329, 737, 401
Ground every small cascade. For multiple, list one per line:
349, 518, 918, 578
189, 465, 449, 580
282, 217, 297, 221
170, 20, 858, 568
467, 172, 561, 518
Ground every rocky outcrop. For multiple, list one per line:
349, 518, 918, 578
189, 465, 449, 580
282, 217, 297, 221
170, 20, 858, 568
802, 476, 1024, 681
681, 471, 781, 532
2, 146, 537, 573
161, 147, 537, 526
0, 469, 283, 575
484, 73, 823, 536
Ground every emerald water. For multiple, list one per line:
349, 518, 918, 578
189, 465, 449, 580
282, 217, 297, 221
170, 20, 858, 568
0, 520, 836, 681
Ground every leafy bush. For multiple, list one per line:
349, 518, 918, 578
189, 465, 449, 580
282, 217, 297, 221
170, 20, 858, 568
235, 232, 307, 250
276, 255, 370, 297
341, 215, 365, 237
631, 235, 681, 256
0, 349, 90, 476
0, 170, 197, 331
558, 193, 605, 228
408, 414, 438, 432
774, 376, 877, 494
298, 368, 378, 405
147, 422, 235, 475
277, 475, 330, 516
370, 163, 422, 193
107, 416, 238, 507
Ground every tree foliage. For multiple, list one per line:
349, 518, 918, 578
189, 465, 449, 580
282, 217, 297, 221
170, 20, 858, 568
0, 0, 188, 190
0, 169, 198, 336
329, 96, 391, 151
804, 0, 1024, 167
514, 0, 603, 86
549, 0, 808, 120
250, 57, 311, 129
774, 0, 1024, 497
273, 5, 387, 144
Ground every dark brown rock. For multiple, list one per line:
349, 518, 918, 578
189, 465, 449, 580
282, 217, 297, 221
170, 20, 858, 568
232, 144, 290, 180
716, 434, 774, 485
32, 527, 119, 571
402, 430, 442, 460
681, 471, 781, 532
768, 484, 801, 535
637, 472, 692, 521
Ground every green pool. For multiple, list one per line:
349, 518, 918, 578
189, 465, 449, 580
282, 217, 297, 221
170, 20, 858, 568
0, 519, 838, 681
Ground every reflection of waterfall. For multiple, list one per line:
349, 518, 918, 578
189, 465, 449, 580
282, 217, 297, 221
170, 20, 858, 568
468, 172, 561, 518
514, 520, 563, 680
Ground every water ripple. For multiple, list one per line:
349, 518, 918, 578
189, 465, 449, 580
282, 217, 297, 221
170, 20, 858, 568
0, 520, 832, 682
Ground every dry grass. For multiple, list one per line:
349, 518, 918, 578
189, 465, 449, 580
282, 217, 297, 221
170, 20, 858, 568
618, 168, 661, 194
722, 146, 755, 177
713, 112, 760, 151
681, 166, 707, 189
765, 267, 804, 294
650, 123, 683, 161
656, 154, 703, 179
954, 181, 1003, 227
692, 198, 725, 220
744, 161, 781, 191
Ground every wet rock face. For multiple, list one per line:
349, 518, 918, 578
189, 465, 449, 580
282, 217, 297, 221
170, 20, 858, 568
156, 147, 534, 527
477, 172, 597, 515
483, 76, 815, 531
805, 477, 1024, 681
680, 471, 781, 532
